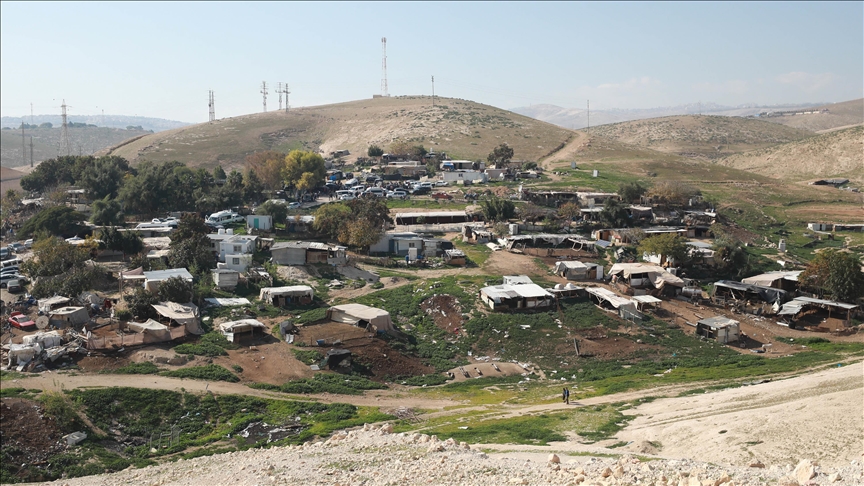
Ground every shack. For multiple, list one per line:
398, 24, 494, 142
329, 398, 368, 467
126, 319, 173, 343
323, 348, 352, 369
554, 261, 603, 280
212, 269, 240, 289
48, 307, 89, 329
393, 211, 472, 226
711, 280, 789, 305
741, 270, 802, 292
143, 268, 194, 293
479, 283, 553, 311
462, 225, 493, 244
778, 297, 859, 327
152, 302, 204, 335
326, 304, 395, 333
608, 263, 684, 294
696, 316, 740, 344
220, 319, 266, 343
259, 286, 314, 307
586, 287, 637, 314
270, 241, 347, 265
444, 249, 466, 266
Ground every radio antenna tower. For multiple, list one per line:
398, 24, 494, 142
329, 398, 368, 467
431, 75, 435, 106
276, 82, 283, 111
60, 99, 71, 156
208, 90, 215, 122
283, 83, 290, 112
29, 135, 34, 167
21, 121, 27, 166
260, 81, 268, 112
381, 37, 389, 97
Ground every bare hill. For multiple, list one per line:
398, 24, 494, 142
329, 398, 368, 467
717, 125, 864, 182
758, 98, 863, 132
0, 126, 152, 168
105, 96, 575, 171
586, 115, 814, 160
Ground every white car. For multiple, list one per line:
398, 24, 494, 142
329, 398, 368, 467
435, 181, 449, 187
338, 193, 355, 201
387, 190, 408, 200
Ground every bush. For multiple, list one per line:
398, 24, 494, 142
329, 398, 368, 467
160, 365, 239, 382
114, 309, 132, 321
291, 348, 322, 365
249, 374, 386, 395
113, 362, 160, 374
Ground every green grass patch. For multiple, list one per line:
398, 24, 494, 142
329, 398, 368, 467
249, 373, 387, 395
0, 387, 41, 399
112, 362, 161, 375
395, 374, 452, 386
291, 348, 322, 365
160, 365, 239, 382
173, 332, 238, 357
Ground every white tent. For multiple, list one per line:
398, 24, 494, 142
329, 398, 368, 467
152, 302, 203, 335
219, 319, 266, 342
608, 263, 684, 289
259, 286, 314, 306
22, 331, 64, 349
38, 296, 71, 314
127, 319, 173, 342
326, 304, 394, 332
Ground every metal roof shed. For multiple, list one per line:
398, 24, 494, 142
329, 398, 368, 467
696, 316, 740, 344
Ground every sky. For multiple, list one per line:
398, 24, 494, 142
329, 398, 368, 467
1, 1, 861, 123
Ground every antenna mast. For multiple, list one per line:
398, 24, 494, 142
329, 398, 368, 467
381, 37, 389, 97
431, 75, 435, 106
208, 90, 215, 122
260, 81, 268, 112
276, 82, 283, 111
283, 83, 290, 112
60, 99, 71, 156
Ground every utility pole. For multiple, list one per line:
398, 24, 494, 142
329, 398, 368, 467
276, 82, 283, 111
283, 83, 290, 112
260, 81, 268, 112
21, 121, 26, 166
208, 90, 215, 122
29, 135, 34, 168
431, 75, 435, 107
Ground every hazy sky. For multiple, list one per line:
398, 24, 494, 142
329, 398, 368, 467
2, 1, 861, 123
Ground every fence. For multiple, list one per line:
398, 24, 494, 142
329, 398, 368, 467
87, 326, 186, 350
619, 306, 644, 324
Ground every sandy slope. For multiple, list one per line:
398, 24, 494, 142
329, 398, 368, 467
615, 362, 863, 468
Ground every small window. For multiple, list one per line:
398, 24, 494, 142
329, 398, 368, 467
233, 245, 242, 252
408, 242, 416, 248
232, 258, 240, 265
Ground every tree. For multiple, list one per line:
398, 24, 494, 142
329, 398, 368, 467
242, 168, 264, 204
648, 180, 697, 208
244, 150, 285, 190
347, 197, 389, 228
22, 237, 90, 278
39, 122, 53, 129
91, 196, 125, 226
20, 156, 81, 192
77, 156, 130, 200
487, 143, 514, 166
388, 141, 415, 159
479, 196, 516, 222
618, 182, 647, 204
638, 233, 688, 266
172, 213, 209, 243
158, 276, 193, 303
296, 172, 320, 193
339, 218, 382, 250
523, 161, 538, 170
168, 213, 214, 274
256, 200, 288, 225
212, 165, 227, 181
800, 249, 864, 303
313, 203, 353, 241
126, 287, 160, 320
367, 145, 384, 157
518, 203, 547, 223
557, 202, 581, 221
599, 198, 630, 228
282, 150, 326, 193
101, 226, 143, 260
711, 228, 748, 276
19, 206, 87, 238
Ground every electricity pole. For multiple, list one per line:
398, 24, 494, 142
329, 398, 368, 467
431, 76, 435, 107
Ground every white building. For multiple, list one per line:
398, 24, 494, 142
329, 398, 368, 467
207, 229, 258, 262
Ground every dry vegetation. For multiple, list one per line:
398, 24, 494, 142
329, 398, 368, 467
106, 96, 575, 171
760, 98, 863, 132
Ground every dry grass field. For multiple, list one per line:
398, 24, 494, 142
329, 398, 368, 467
106, 96, 575, 171
760, 98, 863, 132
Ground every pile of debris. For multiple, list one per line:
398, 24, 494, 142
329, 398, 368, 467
1, 329, 88, 372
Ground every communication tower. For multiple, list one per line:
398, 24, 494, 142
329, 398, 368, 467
60, 99, 71, 156
381, 37, 389, 97
261, 81, 268, 112
208, 90, 215, 122
283, 83, 290, 112
276, 82, 283, 111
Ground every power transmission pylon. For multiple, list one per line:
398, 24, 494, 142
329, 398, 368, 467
276, 82, 283, 111
60, 100, 71, 156
260, 81, 268, 112
208, 90, 215, 122
283, 83, 290, 112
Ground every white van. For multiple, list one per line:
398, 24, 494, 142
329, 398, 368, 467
1, 258, 22, 270
364, 187, 386, 198
206, 210, 244, 226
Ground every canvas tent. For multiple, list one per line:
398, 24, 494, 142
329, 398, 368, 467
608, 263, 684, 291
554, 261, 603, 280
741, 271, 802, 291
259, 286, 314, 307
152, 302, 203, 335
220, 319, 266, 342
326, 304, 395, 333
127, 319, 173, 343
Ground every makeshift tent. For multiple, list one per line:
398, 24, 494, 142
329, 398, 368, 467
152, 302, 203, 335
778, 297, 858, 323
259, 286, 314, 307
326, 304, 395, 332
608, 263, 684, 289
220, 319, 266, 342
7, 343, 41, 365
479, 284, 554, 310
554, 261, 603, 280
631, 295, 662, 312
586, 287, 636, 311
741, 271, 802, 291
127, 319, 173, 343
278, 320, 297, 340
204, 297, 251, 307
38, 296, 71, 314
712, 280, 789, 304
22, 331, 64, 349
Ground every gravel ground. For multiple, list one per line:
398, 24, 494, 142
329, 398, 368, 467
33, 424, 863, 486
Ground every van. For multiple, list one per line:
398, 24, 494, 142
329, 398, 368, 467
1, 258, 22, 270
206, 210, 243, 226
364, 187, 386, 198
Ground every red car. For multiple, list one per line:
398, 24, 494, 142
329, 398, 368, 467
431, 192, 453, 200
8, 312, 36, 330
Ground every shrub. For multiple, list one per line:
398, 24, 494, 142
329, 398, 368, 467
161, 365, 239, 382
113, 362, 160, 374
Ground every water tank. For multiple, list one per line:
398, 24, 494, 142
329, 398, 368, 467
571, 162, 576, 169
227, 228, 234, 235
565, 283, 577, 289
778, 239, 786, 252
554, 284, 564, 290
682, 287, 702, 298
592, 169, 599, 178
218, 228, 226, 235
509, 223, 519, 235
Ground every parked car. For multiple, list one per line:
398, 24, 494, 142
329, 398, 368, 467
24, 239, 33, 249
8, 311, 35, 330
1, 266, 20, 275
387, 190, 408, 200
435, 181, 449, 187
287, 202, 302, 209
410, 186, 431, 196
7, 242, 25, 253
0, 247, 9, 261
431, 192, 453, 200
6, 278, 23, 293
338, 193, 355, 201
0, 273, 26, 288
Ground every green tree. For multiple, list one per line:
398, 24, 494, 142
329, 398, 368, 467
226, 169, 243, 189
126, 287, 160, 320
557, 202, 581, 221
479, 196, 516, 222
77, 156, 131, 200
244, 151, 285, 190
313, 203, 353, 240
487, 143, 514, 166
172, 213, 210, 243
256, 200, 288, 225
212, 165, 227, 181
618, 182, 647, 204
648, 180, 697, 208
158, 276, 193, 303
243, 168, 264, 204
799, 249, 864, 303
711, 229, 748, 276
638, 233, 688, 266
91, 196, 125, 226
367, 145, 384, 157
19, 155, 82, 192
339, 218, 382, 250
282, 150, 326, 192
19, 206, 87, 238
168, 213, 215, 274
21, 237, 90, 278
347, 197, 389, 228
599, 198, 630, 228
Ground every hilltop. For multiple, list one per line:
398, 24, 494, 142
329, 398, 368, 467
0, 126, 152, 168
758, 98, 863, 132
717, 124, 864, 182
0, 114, 189, 132
583, 115, 814, 160
105, 96, 575, 170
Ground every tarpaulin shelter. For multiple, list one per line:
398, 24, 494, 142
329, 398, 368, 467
712, 280, 789, 304
631, 295, 662, 312
152, 302, 203, 335
219, 319, 266, 342
38, 296, 71, 314
127, 319, 173, 343
554, 261, 603, 280
741, 271, 802, 292
326, 304, 395, 332
778, 297, 858, 324
586, 287, 637, 312
608, 263, 684, 290
22, 330, 64, 349
259, 286, 314, 307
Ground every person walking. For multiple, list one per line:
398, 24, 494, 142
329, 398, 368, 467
562, 388, 567, 403
565, 387, 570, 405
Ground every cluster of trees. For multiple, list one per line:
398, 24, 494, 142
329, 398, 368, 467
800, 249, 864, 303
313, 198, 389, 250
21, 236, 107, 298
18, 122, 53, 129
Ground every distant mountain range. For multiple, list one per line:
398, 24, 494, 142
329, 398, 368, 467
509, 102, 829, 130
1, 114, 190, 132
